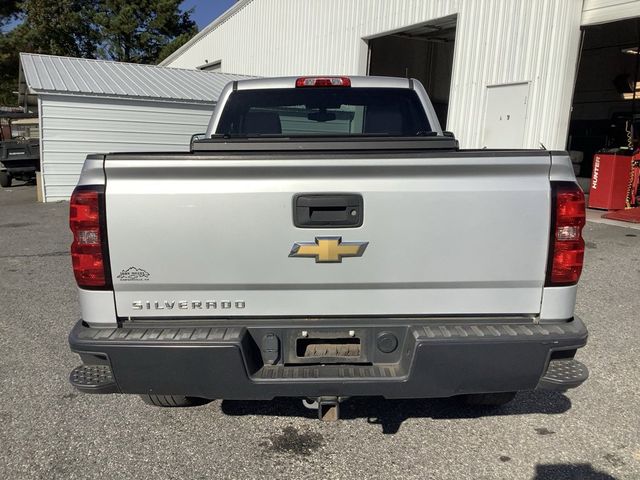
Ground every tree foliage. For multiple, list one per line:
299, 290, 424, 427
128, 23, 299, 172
0, 35, 19, 105
0, 1, 22, 105
95, 0, 197, 63
16, 0, 100, 57
0, 0, 198, 106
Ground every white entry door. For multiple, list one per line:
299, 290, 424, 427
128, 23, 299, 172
482, 82, 530, 148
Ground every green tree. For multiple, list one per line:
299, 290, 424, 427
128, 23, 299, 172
16, 0, 99, 57
157, 30, 195, 64
0, 1, 22, 105
0, 0, 197, 105
95, 0, 197, 63
0, 32, 18, 105
0, 0, 99, 105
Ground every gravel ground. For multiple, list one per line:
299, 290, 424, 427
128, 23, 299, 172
0, 184, 639, 480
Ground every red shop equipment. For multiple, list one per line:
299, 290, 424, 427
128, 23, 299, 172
587, 152, 634, 210
601, 150, 640, 223
628, 151, 640, 208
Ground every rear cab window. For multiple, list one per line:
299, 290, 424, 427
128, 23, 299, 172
215, 88, 431, 137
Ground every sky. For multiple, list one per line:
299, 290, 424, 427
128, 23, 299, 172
181, 0, 237, 29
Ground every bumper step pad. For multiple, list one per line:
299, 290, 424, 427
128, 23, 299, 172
254, 364, 402, 380
537, 358, 589, 391
70, 364, 119, 393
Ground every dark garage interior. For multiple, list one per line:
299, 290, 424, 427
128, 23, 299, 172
568, 18, 640, 181
368, 15, 457, 129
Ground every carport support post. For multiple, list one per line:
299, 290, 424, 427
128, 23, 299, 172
37, 96, 45, 202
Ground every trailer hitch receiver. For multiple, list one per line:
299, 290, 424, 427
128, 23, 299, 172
302, 396, 343, 421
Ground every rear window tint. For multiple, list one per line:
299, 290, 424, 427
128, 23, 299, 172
215, 88, 431, 137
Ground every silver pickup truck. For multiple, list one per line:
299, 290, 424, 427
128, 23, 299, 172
68, 76, 588, 420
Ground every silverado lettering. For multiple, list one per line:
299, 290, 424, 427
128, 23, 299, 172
131, 300, 246, 310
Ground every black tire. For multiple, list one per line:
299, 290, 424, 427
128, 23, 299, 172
463, 392, 517, 406
139, 394, 210, 407
0, 171, 11, 188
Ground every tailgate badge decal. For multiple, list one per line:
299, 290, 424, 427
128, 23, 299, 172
117, 266, 150, 281
289, 237, 368, 263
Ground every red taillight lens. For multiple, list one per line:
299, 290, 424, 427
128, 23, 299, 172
546, 183, 585, 286
70, 187, 110, 288
295, 76, 351, 87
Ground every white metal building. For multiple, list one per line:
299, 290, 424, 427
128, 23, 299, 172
18, 53, 250, 202
161, 0, 640, 154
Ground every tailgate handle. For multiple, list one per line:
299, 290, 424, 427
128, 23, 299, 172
294, 194, 363, 228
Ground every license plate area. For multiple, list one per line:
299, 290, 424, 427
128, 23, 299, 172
297, 338, 361, 358
286, 329, 369, 365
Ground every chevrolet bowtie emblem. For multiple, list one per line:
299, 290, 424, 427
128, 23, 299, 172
289, 236, 368, 263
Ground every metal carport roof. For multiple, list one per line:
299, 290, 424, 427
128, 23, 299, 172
18, 53, 253, 109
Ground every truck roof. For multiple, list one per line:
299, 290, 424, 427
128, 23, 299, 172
234, 75, 413, 90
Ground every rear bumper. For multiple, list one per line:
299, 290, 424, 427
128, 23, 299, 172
68, 317, 588, 399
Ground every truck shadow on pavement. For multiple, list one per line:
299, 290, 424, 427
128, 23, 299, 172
221, 391, 572, 434
534, 463, 618, 480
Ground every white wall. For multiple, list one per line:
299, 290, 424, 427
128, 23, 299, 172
582, 0, 640, 25
163, 0, 584, 150
449, 0, 583, 150
39, 95, 214, 202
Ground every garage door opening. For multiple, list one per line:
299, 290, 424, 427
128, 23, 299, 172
568, 18, 640, 188
367, 16, 457, 129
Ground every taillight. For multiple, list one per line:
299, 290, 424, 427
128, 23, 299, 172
546, 182, 585, 286
70, 186, 110, 289
295, 76, 351, 87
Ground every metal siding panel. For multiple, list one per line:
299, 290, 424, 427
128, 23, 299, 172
164, 0, 582, 149
83, 61, 119, 95
20, 53, 253, 103
581, 0, 640, 25
447, 0, 583, 149
42, 109, 210, 128
37, 159, 87, 174
164, 0, 458, 76
39, 96, 214, 202
43, 117, 208, 133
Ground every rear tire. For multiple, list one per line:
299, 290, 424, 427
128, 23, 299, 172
0, 171, 12, 188
463, 392, 517, 406
139, 394, 210, 407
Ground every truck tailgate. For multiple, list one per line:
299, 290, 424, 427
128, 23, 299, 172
104, 152, 551, 318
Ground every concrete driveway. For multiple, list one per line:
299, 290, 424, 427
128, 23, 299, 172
1, 184, 639, 480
